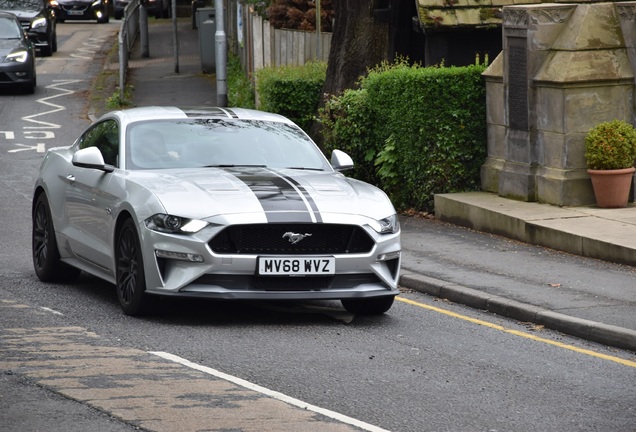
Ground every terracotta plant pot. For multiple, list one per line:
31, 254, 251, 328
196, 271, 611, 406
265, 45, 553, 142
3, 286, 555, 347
587, 167, 635, 208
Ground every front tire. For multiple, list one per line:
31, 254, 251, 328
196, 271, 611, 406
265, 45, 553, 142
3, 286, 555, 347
341, 296, 395, 315
32, 193, 81, 282
116, 218, 149, 316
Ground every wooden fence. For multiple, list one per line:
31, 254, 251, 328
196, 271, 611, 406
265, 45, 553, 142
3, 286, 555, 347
228, 1, 332, 78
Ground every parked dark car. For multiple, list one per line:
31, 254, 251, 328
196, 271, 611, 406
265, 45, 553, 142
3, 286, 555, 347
54, 0, 109, 23
0, 0, 56, 56
114, 0, 168, 20
146, 0, 169, 19
0, 11, 36, 92
112, 0, 127, 19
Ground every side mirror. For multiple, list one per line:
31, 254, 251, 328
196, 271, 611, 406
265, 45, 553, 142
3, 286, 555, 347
72, 147, 115, 173
331, 149, 354, 172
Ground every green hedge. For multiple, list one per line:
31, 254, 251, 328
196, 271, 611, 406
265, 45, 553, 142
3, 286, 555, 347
255, 61, 327, 132
319, 61, 487, 212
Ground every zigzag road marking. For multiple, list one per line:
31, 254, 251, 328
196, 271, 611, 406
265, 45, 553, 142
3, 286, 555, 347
71, 36, 109, 60
21, 79, 82, 130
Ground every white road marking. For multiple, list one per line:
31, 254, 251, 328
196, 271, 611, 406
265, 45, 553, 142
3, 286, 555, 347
150, 351, 392, 432
22, 79, 81, 129
39, 306, 64, 316
7, 143, 46, 153
72, 36, 108, 59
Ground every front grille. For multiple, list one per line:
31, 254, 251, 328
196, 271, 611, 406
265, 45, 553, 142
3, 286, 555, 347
209, 224, 375, 255
62, 6, 89, 11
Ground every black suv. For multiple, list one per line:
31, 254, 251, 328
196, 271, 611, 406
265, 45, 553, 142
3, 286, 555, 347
0, 0, 57, 56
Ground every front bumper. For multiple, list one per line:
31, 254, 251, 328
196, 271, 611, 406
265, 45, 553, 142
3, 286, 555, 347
139, 219, 401, 301
57, 4, 105, 20
25, 30, 49, 49
0, 63, 34, 85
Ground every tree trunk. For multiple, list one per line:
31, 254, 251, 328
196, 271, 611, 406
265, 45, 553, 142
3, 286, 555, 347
324, 0, 389, 98
310, 0, 389, 145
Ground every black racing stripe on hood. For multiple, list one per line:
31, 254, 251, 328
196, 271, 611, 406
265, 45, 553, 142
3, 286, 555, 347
223, 108, 240, 118
229, 168, 315, 223
273, 171, 323, 223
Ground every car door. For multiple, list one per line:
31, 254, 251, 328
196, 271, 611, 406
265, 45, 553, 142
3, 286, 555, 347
65, 119, 123, 274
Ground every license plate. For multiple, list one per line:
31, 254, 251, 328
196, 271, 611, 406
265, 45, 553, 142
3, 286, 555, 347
68, 10, 84, 15
258, 257, 335, 276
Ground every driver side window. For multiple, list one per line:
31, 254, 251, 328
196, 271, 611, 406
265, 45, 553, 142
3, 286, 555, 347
78, 120, 120, 167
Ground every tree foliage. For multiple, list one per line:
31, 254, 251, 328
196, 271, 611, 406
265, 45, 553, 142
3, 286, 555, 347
267, 0, 334, 31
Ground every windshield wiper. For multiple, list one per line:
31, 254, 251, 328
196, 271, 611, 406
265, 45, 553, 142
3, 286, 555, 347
205, 164, 267, 168
285, 167, 324, 171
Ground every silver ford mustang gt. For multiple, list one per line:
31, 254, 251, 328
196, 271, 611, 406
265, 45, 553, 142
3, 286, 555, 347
32, 107, 401, 316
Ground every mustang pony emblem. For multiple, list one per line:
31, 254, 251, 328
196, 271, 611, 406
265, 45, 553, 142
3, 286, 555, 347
283, 232, 312, 244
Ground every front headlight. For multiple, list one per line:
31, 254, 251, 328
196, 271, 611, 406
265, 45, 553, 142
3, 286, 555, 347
145, 214, 208, 234
31, 17, 47, 29
369, 214, 400, 234
5, 50, 28, 63
92, 0, 101, 6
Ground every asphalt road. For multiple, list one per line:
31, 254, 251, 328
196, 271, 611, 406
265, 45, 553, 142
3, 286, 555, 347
1, 21, 635, 432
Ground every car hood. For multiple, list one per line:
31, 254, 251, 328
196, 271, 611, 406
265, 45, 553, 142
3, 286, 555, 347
0, 39, 24, 56
0, 10, 41, 19
127, 167, 395, 222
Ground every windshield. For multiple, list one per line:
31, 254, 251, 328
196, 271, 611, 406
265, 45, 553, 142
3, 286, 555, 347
0, 0, 44, 11
0, 16, 21, 38
125, 118, 331, 171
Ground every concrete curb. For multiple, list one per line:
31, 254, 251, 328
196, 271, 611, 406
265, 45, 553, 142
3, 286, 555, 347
399, 272, 636, 352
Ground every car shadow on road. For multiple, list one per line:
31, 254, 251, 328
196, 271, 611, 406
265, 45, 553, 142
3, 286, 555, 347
70, 274, 395, 327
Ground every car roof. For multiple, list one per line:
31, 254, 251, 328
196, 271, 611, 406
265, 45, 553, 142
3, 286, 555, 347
101, 106, 297, 126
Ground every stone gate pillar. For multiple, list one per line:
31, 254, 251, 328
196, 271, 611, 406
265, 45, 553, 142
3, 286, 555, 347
481, 2, 636, 206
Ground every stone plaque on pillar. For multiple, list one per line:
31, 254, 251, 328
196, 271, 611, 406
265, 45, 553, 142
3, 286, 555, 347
498, 7, 536, 201
507, 37, 528, 131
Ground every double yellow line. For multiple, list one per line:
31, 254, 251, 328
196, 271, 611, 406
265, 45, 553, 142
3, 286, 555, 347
396, 297, 636, 368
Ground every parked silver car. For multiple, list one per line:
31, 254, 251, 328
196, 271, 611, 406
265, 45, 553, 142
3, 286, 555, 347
32, 107, 401, 316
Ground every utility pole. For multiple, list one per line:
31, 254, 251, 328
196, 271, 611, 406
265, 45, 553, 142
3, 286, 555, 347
214, 0, 227, 106
316, 0, 321, 59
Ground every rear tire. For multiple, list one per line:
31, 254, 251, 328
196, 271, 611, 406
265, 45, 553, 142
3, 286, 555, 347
32, 193, 81, 282
341, 296, 395, 315
116, 218, 150, 316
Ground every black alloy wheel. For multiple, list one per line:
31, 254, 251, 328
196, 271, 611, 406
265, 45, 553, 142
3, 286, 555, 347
32, 193, 80, 282
116, 218, 149, 316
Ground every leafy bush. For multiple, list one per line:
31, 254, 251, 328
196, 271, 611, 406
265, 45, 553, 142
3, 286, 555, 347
227, 52, 255, 109
319, 61, 487, 212
255, 61, 327, 132
585, 120, 636, 170
319, 88, 381, 184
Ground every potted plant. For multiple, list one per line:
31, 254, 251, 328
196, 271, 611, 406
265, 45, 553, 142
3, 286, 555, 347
585, 119, 636, 208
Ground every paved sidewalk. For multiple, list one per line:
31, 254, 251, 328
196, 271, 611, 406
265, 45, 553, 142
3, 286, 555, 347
128, 18, 217, 107
126, 20, 636, 352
